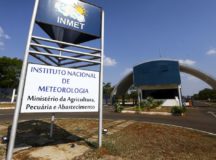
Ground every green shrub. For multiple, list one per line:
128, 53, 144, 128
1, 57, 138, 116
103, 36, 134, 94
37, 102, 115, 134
114, 103, 123, 113
135, 106, 143, 112
154, 100, 163, 107
140, 97, 163, 110
171, 106, 187, 115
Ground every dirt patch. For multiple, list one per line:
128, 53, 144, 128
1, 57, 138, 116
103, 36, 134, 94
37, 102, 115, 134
73, 148, 124, 160
0, 119, 112, 159
102, 123, 216, 160
0, 125, 7, 131
13, 143, 89, 160
0, 145, 6, 160
1, 119, 216, 160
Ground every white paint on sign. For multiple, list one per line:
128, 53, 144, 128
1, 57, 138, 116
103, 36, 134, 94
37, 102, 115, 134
21, 64, 99, 113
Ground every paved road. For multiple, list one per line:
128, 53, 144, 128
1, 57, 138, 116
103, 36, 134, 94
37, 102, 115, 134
0, 102, 216, 134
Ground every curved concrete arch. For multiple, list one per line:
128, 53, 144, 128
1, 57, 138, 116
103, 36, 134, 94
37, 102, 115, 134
112, 60, 216, 97
179, 64, 216, 90
111, 71, 133, 96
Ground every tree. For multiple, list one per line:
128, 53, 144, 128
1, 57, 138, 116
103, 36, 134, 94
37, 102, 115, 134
103, 82, 113, 104
129, 91, 138, 105
192, 88, 216, 100
128, 85, 138, 105
0, 56, 22, 89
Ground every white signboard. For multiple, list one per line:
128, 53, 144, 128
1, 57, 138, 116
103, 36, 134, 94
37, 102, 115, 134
21, 63, 99, 113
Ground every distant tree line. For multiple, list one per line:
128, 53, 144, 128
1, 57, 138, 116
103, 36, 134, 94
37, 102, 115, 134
192, 88, 216, 101
0, 56, 22, 89
0, 56, 22, 101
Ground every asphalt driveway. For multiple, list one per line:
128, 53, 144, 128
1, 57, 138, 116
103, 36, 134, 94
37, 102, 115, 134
0, 101, 216, 134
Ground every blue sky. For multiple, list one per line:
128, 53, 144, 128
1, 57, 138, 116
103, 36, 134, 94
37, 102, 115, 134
1, 0, 216, 95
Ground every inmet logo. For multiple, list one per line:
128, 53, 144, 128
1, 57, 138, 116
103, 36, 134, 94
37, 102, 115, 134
55, 0, 86, 30
55, 0, 86, 23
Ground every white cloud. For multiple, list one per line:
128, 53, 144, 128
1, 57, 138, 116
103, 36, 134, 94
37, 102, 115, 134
0, 26, 10, 50
206, 48, 216, 55
104, 55, 117, 67
0, 26, 10, 39
187, 76, 198, 81
178, 59, 196, 66
4, 34, 10, 39
122, 68, 133, 76
181, 74, 210, 96
183, 74, 198, 81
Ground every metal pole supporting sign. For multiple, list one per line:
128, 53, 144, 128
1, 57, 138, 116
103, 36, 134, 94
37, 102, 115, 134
98, 10, 104, 148
11, 89, 16, 103
178, 85, 183, 107
50, 113, 55, 138
6, 0, 40, 159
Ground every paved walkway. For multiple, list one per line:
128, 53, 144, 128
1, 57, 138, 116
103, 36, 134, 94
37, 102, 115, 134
1, 120, 134, 160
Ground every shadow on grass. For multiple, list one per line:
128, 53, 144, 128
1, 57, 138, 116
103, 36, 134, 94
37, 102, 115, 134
7, 120, 97, 149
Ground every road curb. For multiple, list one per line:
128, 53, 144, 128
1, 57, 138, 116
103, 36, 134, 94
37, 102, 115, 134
122, 110, 172, 116
0, 107, 15, 110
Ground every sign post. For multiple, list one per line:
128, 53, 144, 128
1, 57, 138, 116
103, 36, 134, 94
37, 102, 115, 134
99, 11, 104, 147
178, 85, 183, 107
50, 113, 55, 138
7, 0, 104, 159
6, 1, 40, 159
10, 89, 16, 103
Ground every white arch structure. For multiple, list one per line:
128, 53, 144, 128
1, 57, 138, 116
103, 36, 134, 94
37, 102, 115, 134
112, 60, 216, 97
